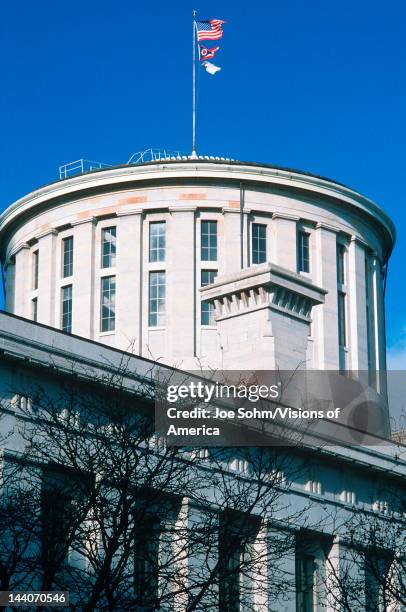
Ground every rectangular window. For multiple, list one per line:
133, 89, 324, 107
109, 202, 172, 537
296, 556, 316, 612
32, 297, 38, 322
149, 272, 166, 327
252, 223, 267, 264
101, 227, 117, 268
201, 269, 217, 325
62, 236, 74, 278
149, 222, 166, 262
219, 513, 259, 612
336, 243, 345, 285
201, 221, 217, 261
33, 250, 39, 290
297, 231, 310, 273
365, 256, 376, 387
134, 522, 160, 608
338, 292, 346, 347
100, 276, 116, 332
61, 285, 72, 333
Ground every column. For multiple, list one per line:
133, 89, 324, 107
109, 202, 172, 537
4, 257, 16, 313
167, 209, 196, 363
268, 527, 297, 611
272, 214, 299, 272
251, 524, 269, 611
314, 225, 339, 369
348, 238, 368, 371
372, 255, 387, 397
71, 219, 96, 339
37, 230, 57, 326
222, 209, 244, 273
325, 538, 366, 611
186, 502, 219, 609
13, 245, 31, 318
116, 212, 142, 353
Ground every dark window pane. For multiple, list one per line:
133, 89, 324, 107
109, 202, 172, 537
336, 244, 345, 284
297, 231, 310, 273
61, 285, 72, 333
62, 237, 73, 278
33, 251, 39, 290
252, 223, 267, 264
201, 221, 217, 261
201, 270, 217, 325
338, 291, 346, 347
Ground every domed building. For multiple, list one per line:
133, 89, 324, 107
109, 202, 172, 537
0, 155, 404, 611
0, 156, 395, 379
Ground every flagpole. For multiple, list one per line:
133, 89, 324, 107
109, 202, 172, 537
191, 9, 197, 159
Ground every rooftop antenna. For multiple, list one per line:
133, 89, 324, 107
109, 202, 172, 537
191, 10, 198, 159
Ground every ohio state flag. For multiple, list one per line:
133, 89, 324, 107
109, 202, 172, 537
199, 45, 220, 61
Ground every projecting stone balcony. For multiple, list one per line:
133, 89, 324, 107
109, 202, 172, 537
200, 263, 327, 370
200, 263, 326, 323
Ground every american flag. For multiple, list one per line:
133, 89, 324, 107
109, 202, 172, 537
196, 19, 225, 42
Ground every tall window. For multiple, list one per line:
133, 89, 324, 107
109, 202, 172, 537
62, 237, 73, 278
32, 297, 38, 322
101, 227, 117, 268
252, 223, 267, 264
134, 520, 160, 608
33, 250, 39, 290
61, 285, 72, 333
201, 221, 217, 261
336, 243, 345, 285
149, 272, 166, 327
365, 256, 376, 386
219, 512, 259, 612
100, 276, 116, 332
149, 222, 166, 262
296, 555, 316, 612
201, 270, 217, 325
338, 292, 346, 348
297, 231, 310, 273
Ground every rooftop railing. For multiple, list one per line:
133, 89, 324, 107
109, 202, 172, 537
59, 159, 112, 180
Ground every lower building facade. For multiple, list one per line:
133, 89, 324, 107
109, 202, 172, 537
0, 312, 404, 611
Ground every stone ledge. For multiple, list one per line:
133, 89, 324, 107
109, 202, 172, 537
200, 262, 327, 304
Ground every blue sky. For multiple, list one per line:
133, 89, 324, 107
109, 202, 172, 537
0, 0, 405, 365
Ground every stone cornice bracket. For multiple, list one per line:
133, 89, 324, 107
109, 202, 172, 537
272, 212, 300, 221
71, 216, 98, 227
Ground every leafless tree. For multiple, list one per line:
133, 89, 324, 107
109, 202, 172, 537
321, 485, 406, 611
0, 354, 317, 611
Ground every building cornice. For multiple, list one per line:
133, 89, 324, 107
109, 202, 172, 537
0, 310, 404, 477
0, 160, 396, 262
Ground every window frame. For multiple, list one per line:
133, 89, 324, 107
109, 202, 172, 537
149, 221, 166, 263
201, 269, 217, 326
32, 297, 38, 322
62, 236, 74, 278
149, 271, 166, 328
61, 285, 73, 334
33, 250, 39, 290
101, 227, 117, 269
297, 230, 310, 273
336, 242, 346, 285
201, 220, 218, 262
100, 275, 116, 333
251, 223, 267, 265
